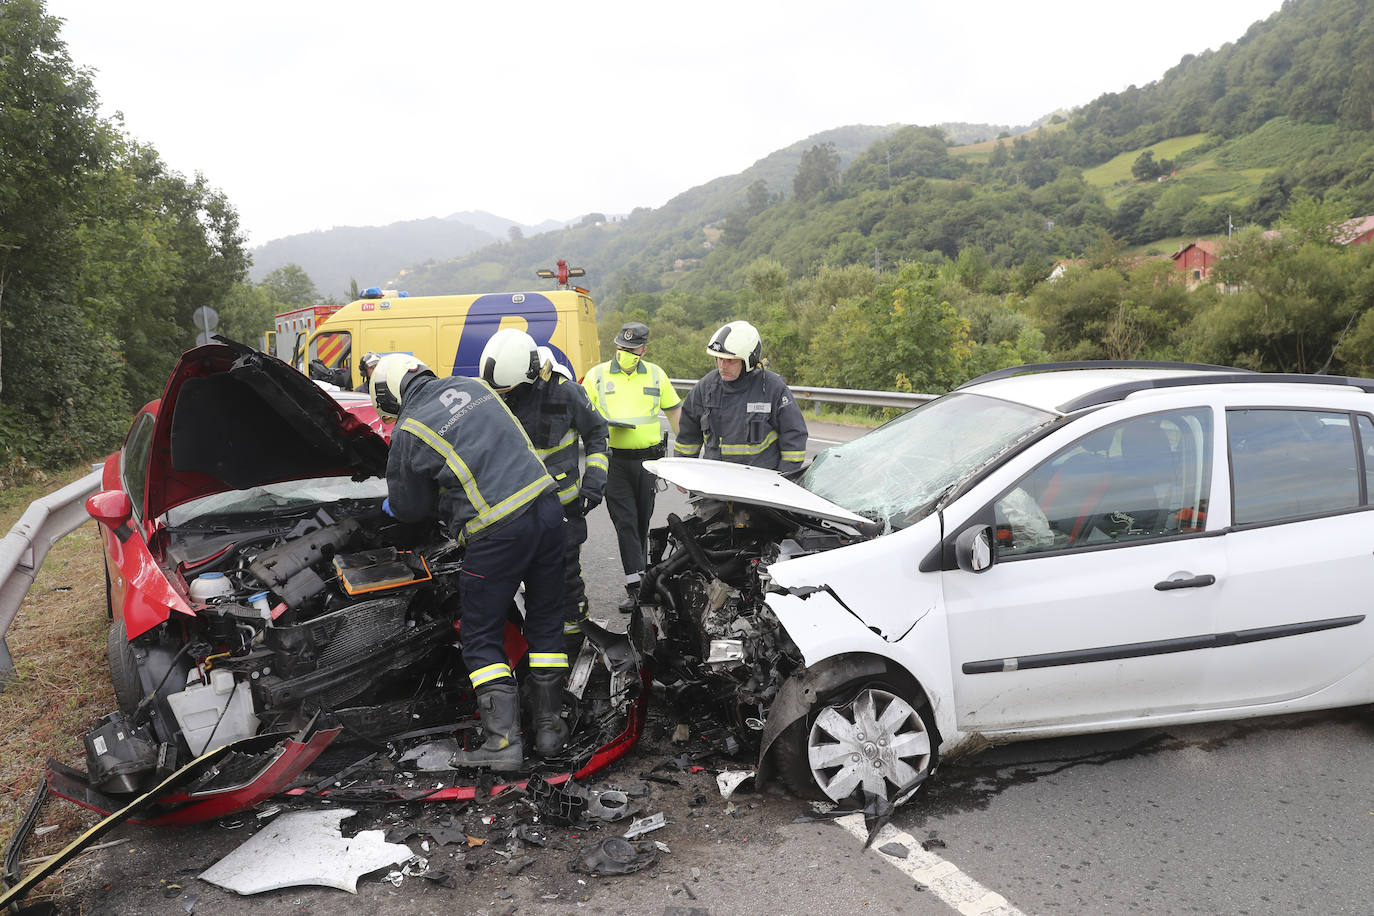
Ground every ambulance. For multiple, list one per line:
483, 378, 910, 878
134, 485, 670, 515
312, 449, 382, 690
272, 303, 343, 363
295, 269, 601, 390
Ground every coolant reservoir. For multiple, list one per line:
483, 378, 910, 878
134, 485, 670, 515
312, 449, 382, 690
188, 572, 233, 602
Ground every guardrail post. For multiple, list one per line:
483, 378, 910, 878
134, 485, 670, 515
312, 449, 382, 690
0, 469, 103, 687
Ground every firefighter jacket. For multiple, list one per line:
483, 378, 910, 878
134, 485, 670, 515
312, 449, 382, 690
583, 355, 682, 451
673, 367, 809, 472
504, 372, 609, 506
386, 374, 555, 543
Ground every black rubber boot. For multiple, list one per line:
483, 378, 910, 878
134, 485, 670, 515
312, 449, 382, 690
450, 680, 523, 771
618, 582, 639, 614
528, 668, 570, 758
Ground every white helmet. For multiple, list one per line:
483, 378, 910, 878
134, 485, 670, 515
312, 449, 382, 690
370, 353, 434, 418
479, 328, 541, 391
537, 345, 574, 381
706, 320, 762, 371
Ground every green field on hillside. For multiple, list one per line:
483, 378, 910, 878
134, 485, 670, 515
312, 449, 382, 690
1082, 134, 1211, 188
950, 122, 1067, 162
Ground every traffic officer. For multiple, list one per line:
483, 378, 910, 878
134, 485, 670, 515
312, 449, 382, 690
478, 329, 609, 651
674, 320, 809, 474
582, 321, 681, 612
370, 353, 569, 769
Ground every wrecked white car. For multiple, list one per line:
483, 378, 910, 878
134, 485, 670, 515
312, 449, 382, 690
638, 361, 1374, 807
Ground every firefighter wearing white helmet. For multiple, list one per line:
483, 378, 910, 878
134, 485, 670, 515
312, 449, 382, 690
675, 320, 809, 473
370, 352, 571, 769
479, 330, 609, 651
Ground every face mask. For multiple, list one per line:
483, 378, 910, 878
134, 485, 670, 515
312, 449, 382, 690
616, 350, 641, 372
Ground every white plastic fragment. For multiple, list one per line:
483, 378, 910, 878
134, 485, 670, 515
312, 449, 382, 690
199, 808, 413, 895
716, 769, 755, 799
622, 812, 666, 838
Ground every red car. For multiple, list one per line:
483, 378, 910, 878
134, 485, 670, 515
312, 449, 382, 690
53, 339, 645, 825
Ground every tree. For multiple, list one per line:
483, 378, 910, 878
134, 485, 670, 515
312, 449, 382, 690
261, 264, 318, 308
508, 225, 524, 243
1132, 150, 1163, 181
793, 143, 840, 202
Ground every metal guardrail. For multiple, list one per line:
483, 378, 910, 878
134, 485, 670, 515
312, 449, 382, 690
668, 379, 937, 410
0, 469, 103, 684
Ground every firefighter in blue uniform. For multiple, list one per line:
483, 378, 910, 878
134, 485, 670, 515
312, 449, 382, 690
674, 320, 809, 473
370, 353, 568, 770
478, 329, 609, 651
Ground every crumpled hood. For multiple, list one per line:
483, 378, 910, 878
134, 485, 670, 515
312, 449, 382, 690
143, 339, 390, 521
643, 457, 874, 529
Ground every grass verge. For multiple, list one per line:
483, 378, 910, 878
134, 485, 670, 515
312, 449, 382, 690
1, 465, 113, 901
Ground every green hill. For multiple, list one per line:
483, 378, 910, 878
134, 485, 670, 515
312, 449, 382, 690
394, 0, 1374, 313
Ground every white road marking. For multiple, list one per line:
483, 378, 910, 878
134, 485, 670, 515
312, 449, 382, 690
835, 813, 1025, 916
807, 436, 844, 445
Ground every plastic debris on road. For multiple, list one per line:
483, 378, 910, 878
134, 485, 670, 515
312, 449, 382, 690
199, 808, 413, 895
621, 812, 666, 838
716, 769, 755, 799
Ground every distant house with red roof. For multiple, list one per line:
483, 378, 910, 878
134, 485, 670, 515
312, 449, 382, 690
1171, 240, 1219, 283
1337, 215, 1374, 247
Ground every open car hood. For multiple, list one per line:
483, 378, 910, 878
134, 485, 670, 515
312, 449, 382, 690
144, 339, 390, 521
644, 457, 873, 528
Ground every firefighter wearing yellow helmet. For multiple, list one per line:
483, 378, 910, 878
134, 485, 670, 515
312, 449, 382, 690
674, 320, 809, 473
369, 353, 570, 769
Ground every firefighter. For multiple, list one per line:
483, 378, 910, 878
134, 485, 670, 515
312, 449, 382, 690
674, 320, 809, 474
582, 321, 682, 612
478, 329, 609, 651
370, 354, 568, 769
355, 351, 381, 392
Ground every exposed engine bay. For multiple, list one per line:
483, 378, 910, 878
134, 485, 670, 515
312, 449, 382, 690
635, 498, 862, 764
76, 496, 642, 812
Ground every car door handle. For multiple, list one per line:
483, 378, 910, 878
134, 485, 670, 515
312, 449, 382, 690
1154, 574, 1216, 591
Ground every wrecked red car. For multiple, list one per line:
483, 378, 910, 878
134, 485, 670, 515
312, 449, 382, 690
56, 339, 645, 825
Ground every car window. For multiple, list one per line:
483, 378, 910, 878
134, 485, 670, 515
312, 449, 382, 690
120, 412, 156, 523
308, 330, 352, 387
993, 408, 1213, 557
1228, 408, 1359, 525
1360, 415, 1374, 501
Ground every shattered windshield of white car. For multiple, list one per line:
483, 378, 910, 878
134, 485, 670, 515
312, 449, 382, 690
802, 393, 1055, 529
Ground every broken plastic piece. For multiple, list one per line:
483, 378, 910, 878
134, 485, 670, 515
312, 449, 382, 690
878, 841, 909, 858
525, 774, 587, 826
398, 739, 460, 771
716, 769, 755, 799
622, 812, 665, 838
573, 837, 659, 875
199, 808, 412, 895
585, 788, 632, 822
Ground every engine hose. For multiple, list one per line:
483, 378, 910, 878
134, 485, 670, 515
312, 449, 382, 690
667, 513, 718, 580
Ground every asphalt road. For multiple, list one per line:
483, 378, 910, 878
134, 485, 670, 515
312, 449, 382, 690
38, 419, 1374, 914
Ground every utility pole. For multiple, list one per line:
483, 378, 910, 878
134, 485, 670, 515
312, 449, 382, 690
873, 247, 881, 272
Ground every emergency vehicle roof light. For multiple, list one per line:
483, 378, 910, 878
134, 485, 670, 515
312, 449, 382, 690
362, 287, 384, 299
536, 270, 556, 279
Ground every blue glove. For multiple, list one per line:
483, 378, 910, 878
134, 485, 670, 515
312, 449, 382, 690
382, 497, 395, 517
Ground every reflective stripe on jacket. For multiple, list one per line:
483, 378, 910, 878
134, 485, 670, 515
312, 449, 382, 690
583, 357, 682, 450
386, 375, 555, 543
505, 373, 609, 505
674, 367, 809, 472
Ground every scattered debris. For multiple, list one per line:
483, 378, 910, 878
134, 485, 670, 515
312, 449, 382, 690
878, 842, 909, 858
526, 774, 588, 826
32, 825, 58, 838
716, 770, 755, 799
586, 788, 633, 821
199, 808, 412, 895
513, 824, 547, 847
398, 739, 461, 771
573, 837, 659, 876
672, 723, 692, 744
467, 836, 486, 848
623, 812, 666, 839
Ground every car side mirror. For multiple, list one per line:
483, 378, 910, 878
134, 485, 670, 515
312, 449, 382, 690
87, 489, 133, 528
954, 524, 995, 573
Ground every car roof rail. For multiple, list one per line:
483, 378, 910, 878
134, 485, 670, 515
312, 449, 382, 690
1058, 371, 1374, 413
957, 360, 1252, 390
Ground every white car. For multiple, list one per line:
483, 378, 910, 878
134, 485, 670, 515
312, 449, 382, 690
639, 361, 1374, 807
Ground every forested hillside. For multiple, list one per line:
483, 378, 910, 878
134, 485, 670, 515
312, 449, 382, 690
248, 217, 498, 299
401, 0, 1374, 318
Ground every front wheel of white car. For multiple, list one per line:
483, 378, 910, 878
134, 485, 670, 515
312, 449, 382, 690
780, 681, 938, 805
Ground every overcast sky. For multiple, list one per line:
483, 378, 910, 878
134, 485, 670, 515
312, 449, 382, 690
47, 0, 1284, 246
